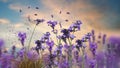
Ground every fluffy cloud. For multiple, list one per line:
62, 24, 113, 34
0, 18, 10, 24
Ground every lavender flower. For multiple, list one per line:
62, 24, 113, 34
17, 48, 25, 59
0, 39, 4, 47
35, 19, 45, 25
54, 45, 63, 56
73, 50, 79, 63
0, 39, 4, 57
46, 40, 54, 51
61, 29, 70, 38
69, 20, 82, 32
41, 32, 51, 42
76, 39, 82, 47
47, 21, 57, 30
0, 53, 14, 68
35, 40, 42, 54
18, 32, 26, 46
89, 42, 97, 57
91, 30, 95, 42
58, 59, 69, 68
102, 34, 106, 44
89, 59, 96, 68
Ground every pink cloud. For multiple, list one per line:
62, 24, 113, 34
0, 18, 10, 24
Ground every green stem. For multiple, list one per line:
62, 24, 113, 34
68, 38, 72, 68
81, 47, 84, 68
28, 24, 37, 51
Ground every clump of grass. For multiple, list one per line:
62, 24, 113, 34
18, 58, 44, 68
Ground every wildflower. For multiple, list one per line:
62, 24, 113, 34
17, 48, 25, 59
0, 39, 4, 47
76, 39, 83, 47
102, 34, 106, 44
89, 42, 97, 57
18, 32, 26, 46
35, 19, 45, 25
54, 45, 63, 56
84, 33, 92, 41
41, 32, 51, 42
47, 21, 57, 30
0, 39, 4, 57
73, 50, 79, 63
0, 53, 14, 68
46, 40, 54, 51
91, 30, 95, 42
89, 59, 96, 68
35, 40, 42, 48
69, 20, 82, 32
58, 59, 69, 68
109, 36, 120, 45
61, 29, 70, 38
35, 40, 42, 54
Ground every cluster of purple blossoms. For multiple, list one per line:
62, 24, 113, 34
69, 20, 82, 32
47, 21, 57, 30
18, 32, 26, 46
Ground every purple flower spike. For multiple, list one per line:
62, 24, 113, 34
109, 36, 120, 45
89, 59, 96, 68
17, 48, 25, 59
35, 19, 45, 25
91, 30, 95, 42
35, 40, 42, 54
0, 39, 4, 57
69, 20, 82, 32
0, 39, 4, 47
46, 40, 54, 51
41, 32, 51, 42
102, 34, 107, 44
76, 39, 83, 47
18, 32, 26, 46
0, 53, 14, 68
89, 42, 97, 56
47, 21, 57, 30
61, 29, 70, 38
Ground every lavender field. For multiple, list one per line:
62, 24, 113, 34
0, 0, 120, 68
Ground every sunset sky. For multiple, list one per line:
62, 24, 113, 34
0, 0, 120, 49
